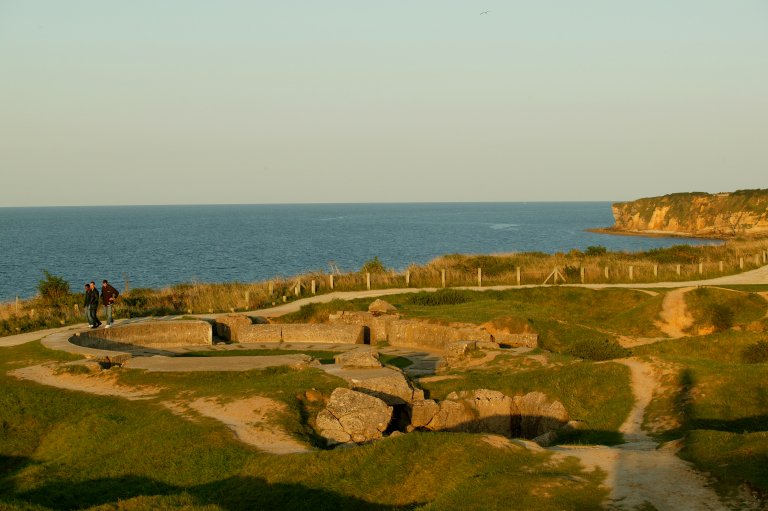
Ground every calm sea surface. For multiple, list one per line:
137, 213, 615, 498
0, 203, 717, 301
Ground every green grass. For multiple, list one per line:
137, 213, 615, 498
680, 430, 768, 500
0, 342, 608, 510
372, 287, 664, 353
379, 354, 413, 369
684, 287, 767, 333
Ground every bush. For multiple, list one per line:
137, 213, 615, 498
407, 289, 471, 306
742, 340, 768, 364
709, 304, 735, 331
37, 270, 70, 304
568, 338, 630, 361
360, 256, 387, 274
585, 246, 607, 256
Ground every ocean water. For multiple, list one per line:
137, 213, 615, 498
0, 202, 717, 301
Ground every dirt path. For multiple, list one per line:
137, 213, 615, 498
182, 397, 310, 455
552, 359, 727, 510
10, 364, 160, 400
654, 287, 694, 338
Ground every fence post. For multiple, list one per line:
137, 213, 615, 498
676, 264, 681, 276
580, 266, 585, 284
516, 267, 521, 286
756, 254, 761, 266
629, 266, 634, 281
282, 295, 287, 303
604, 266, 609, 279
311, 280, 316, 294
366, 272, 371, 290
477, 267, 482, 287
653, 265, 658, 278
294, 283, 301, 297
763, 250, 767, 263
719, 260, 723, 272
406, 271, 410, 287
245, 291, 250, 307
15, 296, 19, 315
330, 274, 334, 290
441, 269, 446, 288
740, 257, 744, 270
268, 282, 274, 295
699, 262, 703, 275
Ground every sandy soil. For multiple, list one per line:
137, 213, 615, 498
10, 364, 160, 400
182, 396, 311, 455
654, 287, 694, 338
552, 358, 729, 510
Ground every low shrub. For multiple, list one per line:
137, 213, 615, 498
742, 340, 768, 364
585, 246, 607, 256
38, 270, 71, 304
568, 338, 630, 361
407, 289, 471, 306
709, 304, 735, 331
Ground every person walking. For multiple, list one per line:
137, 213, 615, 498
101, 279, 119, 328
89, 281, 102, 328
83, 283, 94, 327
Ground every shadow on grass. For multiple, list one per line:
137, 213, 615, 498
675, 368, 768, 434
13, 473, 415, 511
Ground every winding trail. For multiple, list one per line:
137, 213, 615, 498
654, 287, 695, 338
552, 359, 727, 511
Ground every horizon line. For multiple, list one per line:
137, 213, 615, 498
0, 199, 627, 209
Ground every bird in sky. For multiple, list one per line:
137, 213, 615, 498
480, 10, 491, 15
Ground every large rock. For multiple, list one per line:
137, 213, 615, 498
350, 371, 425, 405
425, 399, 474, 432
335, 348, 382, 368
368, 299, 398, 315
408, 399, 440, 429
513, 391, 569, 438
426, 389, 516, 436
444, 341, 479, 360
316, 388, 393, 445
420, 389, 568, 440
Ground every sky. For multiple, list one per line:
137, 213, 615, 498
1, 1, 766, 206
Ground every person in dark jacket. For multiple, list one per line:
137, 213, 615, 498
101, 280, 119, 328
83, 283, 94, 327
89, 281, 102, 328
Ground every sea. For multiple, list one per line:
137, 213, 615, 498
0, 202, 718, 302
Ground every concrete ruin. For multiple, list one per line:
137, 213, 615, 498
328, 310, 538, 349
73, 320, 212, 350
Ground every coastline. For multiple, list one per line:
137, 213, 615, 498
587, 227, 729, 240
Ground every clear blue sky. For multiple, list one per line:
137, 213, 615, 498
1, 1, 766, 206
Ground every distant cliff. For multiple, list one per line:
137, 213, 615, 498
608, 190, 768, 238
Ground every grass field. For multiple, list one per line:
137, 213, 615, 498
0, 342, 608, 510
3, 283, 768, 508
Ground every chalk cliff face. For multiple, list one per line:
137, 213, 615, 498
611, 190, 768, 237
